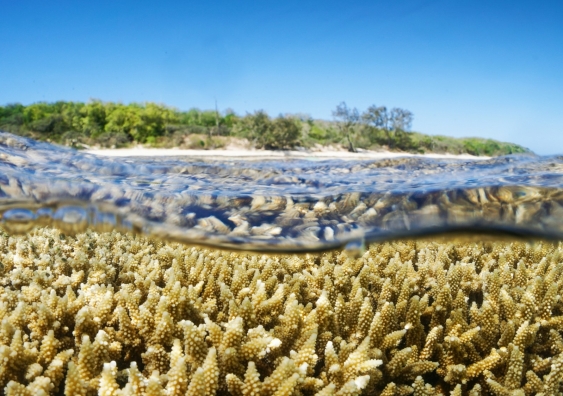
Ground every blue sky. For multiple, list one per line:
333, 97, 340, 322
1, 0, 562, 154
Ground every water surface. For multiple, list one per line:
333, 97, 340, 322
0, 132, 561, 251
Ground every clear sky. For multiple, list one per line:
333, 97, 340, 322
1, 0, 562, 154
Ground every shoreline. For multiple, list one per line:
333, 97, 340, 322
85, 147, 490, 160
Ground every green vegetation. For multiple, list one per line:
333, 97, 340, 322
0, 100, 531, 156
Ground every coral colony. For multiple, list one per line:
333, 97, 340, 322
2, 228, 563, 395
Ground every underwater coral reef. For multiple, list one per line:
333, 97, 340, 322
1, 228, 563, 395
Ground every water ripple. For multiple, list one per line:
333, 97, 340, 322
0, 132, 561, 251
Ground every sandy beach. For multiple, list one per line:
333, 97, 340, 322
86, 147, 489, 160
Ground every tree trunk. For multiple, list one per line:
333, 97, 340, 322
346, 130, 356, 153
213, 99, 220, 138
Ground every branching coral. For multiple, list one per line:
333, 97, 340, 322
2, 228, 563, 394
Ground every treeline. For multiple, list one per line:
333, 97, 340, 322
0, 100, 530, 156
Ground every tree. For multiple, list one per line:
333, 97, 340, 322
389, 107, 414, 150
266, 116, 300, 149
222, 109, 237, 128
80, 100, 107, 136
232, 110, 271, 146
102, 102, 178, 143
389, 108, 413, 132
60, 101, 84, 133
362, 105, 390, 146
206, 101, 230, 139
0, 104, 25, 132
362, 105, 414, 150
104, 104, 141, 140
363, 105, 389, 129
332, 102, 360, 152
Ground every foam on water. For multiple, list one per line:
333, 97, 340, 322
0, 132, 562, 251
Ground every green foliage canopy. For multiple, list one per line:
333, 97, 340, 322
232, 111, 301, 149
0, 100, 531, 156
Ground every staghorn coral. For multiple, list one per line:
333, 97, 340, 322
3, 229, 563, 394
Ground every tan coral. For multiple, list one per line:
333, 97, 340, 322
3, 228, 563, 394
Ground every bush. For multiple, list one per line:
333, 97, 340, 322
93, 132, 131, 148
262, 117, 301, 149
232, 112, 300, 149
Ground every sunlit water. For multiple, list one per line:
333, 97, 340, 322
1, 132, 562, 251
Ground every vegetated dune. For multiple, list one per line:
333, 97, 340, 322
0, 101, 532, 157
1, 228, 562, 395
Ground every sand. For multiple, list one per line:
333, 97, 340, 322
86, 147, 489, 160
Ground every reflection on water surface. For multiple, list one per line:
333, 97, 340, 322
1, 132, 562, 251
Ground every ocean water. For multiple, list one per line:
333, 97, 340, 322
1, 131, 562, 251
